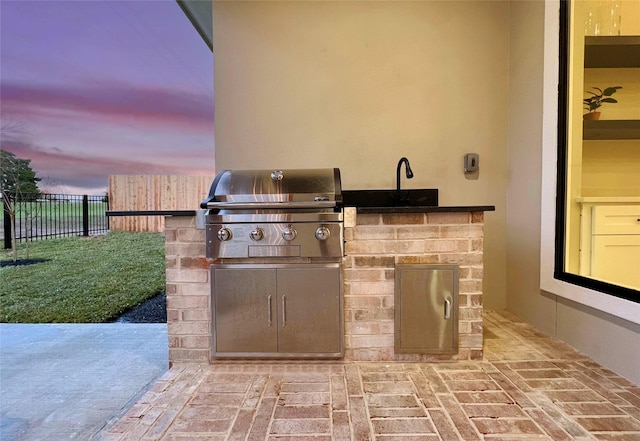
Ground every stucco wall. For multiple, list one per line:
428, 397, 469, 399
505, 0, 556, 334
212, 0, 508, 310
209, 0, 640, 383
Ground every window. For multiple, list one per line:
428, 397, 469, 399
555, 0, 640, 303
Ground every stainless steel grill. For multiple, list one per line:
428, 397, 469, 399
201, 168, 344, 259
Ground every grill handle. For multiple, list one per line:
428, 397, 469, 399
206, 201, 337, 210
200, 170, 229, 209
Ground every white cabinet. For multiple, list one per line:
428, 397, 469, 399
582, 204, 640, 290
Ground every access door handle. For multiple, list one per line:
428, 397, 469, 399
267, 295, 272, 326
444, 298, 451, 319
282, 295, 287, 327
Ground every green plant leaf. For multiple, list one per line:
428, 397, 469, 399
602, 86, 621, 96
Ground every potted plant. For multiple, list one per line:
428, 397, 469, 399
583, 86, 622, 120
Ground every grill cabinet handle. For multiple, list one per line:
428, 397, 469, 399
282, 295, 286, 327
267, 295, 272, 326
444, 298, 451, 319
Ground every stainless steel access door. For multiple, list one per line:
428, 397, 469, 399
276, 266, 342, 354
395, 264, 459, 354
213, 267, 278, 353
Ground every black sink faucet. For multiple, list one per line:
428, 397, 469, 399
396, 157, 414, 194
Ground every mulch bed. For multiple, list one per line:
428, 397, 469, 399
114, 293, 167, 323
0, 259, 51, 268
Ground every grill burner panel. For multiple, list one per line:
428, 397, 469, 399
207, 222, 344, 259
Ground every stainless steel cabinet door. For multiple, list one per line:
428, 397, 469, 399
276, 266, 342, 354
395, 264, 458, 354
213, 267, 277, 353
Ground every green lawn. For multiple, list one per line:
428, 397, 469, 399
0, 231, 165, 323
0, 199, 108, 221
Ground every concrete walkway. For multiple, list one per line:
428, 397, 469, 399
0, 323, 168, 441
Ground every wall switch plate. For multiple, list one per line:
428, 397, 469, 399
464, 153, 479, 173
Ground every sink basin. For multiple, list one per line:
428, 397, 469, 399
341, 189, 438, 208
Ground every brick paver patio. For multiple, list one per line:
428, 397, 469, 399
99, 310, 640, 440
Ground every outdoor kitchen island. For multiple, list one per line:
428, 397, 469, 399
164, 203, 494, 365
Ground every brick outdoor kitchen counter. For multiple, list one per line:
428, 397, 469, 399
164, 205, 495, 365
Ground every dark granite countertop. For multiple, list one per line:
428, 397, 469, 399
106, 210, 197, 217
348, 205, 495, 214
340, 189, 494, 214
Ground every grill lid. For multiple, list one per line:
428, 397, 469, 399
201, 168, 342, 210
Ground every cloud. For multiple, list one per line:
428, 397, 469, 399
0, 79, 215, 193
1, 80, 213, 132
2, 141, 214, 195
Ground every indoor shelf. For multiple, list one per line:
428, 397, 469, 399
584, 36, 640, 68
583, 120, 640, 140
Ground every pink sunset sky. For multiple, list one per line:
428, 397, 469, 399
0, 0, 214, 195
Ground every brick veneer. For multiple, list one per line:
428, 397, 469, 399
343, 207, 484, 362
165, 216, 211, 364
165, 208, 485, 364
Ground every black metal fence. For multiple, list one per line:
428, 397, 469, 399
1, 194, 109, 249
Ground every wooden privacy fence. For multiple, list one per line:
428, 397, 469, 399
108, 175, 215, 232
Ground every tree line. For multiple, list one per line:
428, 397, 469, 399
1, 149, 42, 199
1, 149, 43, 261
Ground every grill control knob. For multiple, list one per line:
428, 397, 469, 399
315, 226, 331, 241
217, 227, 232, 241
250, 227, 265, 241
282, 226, 297, 241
